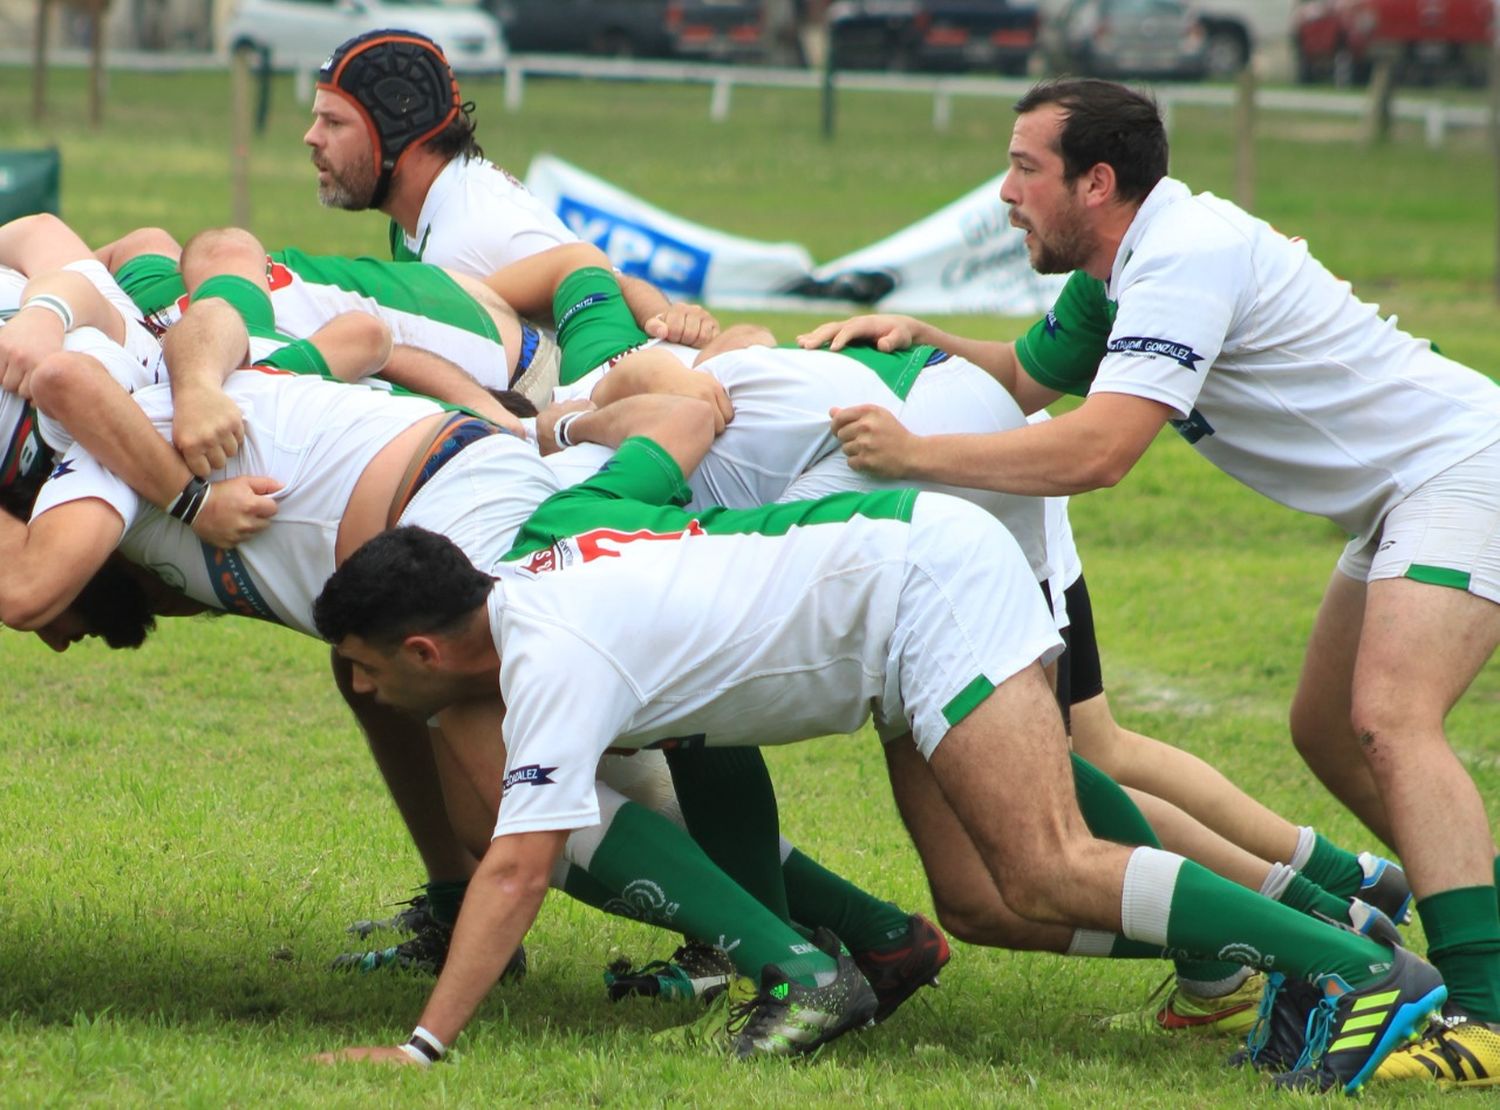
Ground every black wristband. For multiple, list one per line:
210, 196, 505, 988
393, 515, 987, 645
167, 476, 209, 525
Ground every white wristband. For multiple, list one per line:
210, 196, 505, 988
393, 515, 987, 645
519, 416, 538, 447
397, 1042, 432, 1067
20, 293, 74, 331
553, 409, 586, 449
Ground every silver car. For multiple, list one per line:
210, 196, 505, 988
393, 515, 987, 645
224, 0, 508, 72
1042, 0, 1209, 80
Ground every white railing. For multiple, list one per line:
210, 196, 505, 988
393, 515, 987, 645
1, 47, 1489, 147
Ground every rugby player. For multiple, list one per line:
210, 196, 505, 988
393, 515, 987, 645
311, 449, 1446, 1090
802, 77, 1500, 1087
301, 30, 714, 348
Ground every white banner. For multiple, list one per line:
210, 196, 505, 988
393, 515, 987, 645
523, 154, 1064, 316
524, 154, 814, 305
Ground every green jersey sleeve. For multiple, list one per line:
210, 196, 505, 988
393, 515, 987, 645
505, 437, 693, 561
1013, 271, 1116, 397
114, 252, 185, 317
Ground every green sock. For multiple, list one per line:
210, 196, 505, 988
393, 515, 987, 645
423, 878, 468, 926
584, 799, 833, 987
553, 266, 651, 386
1278, 871, 1356, 925
782, 846, 910, 951
1417, 886, 1500, 1022
1298, 832, 1366, 901
1125, 848, 1392, 987
665, 746, 791, 924
558, 862, 622, 914
192, 273, 276, 334
1070, 754, 1242, 986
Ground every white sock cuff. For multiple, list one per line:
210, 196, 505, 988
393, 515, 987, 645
1066, 929, 1117, 957
1289, 825, 1317, 871
1259, 861, 1297, 903
1120, 846, 1185, 947
563, 781, 632, 871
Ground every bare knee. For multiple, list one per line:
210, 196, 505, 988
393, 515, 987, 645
98, 226, 182, 270
180, 227, 268, 291
931, 892, 1063, 951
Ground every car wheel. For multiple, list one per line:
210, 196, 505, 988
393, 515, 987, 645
1203, 27, 1247, 78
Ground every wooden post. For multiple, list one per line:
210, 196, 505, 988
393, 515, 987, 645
1491, 7, 1500, 303
32, 0, 50, 124
1233, 65, 1255, 212
230, 44, 254, 228
87, 0, 104, 127
1366, 53, 1397, 144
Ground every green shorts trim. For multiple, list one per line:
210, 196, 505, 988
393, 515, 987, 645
115, 252, 185, 317
553, 266, 650, 387
193, 274, 276, 336
942, 674, 996, 728
1405, 564, 1472, 591
253, 336, 331, 378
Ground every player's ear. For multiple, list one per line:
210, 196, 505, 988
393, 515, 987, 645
404, 634, 442, 668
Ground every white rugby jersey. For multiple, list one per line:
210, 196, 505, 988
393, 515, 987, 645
391, 156, 575, 276
1093, 178, 1500, 544
0, 265, 165, 485
136, 252, 514, 391
31, 370, 444, 634
554, 342, 1049, 579
490, 437, 925, 837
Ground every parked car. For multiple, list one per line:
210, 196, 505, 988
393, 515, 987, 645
1194, 0, 1296, 76
828, 0, 1041, 75
664, 0, 776, 62
223, 0, 507, 72
1040, 0, 1208, 81
1292, 0, 1492, 86
492, 0, 674, 57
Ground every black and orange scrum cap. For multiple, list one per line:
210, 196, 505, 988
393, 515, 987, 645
318, 29, 462, 206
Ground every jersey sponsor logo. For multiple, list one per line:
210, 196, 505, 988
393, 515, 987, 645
1043, 310, 1061, 338
48, 458, 76, 480
265, 259, 294, 292
1168, 407, 1215, 445
201, 543, 283, 624
1106, 335, 1203, 370
519, 522, 707, 577
503, 763, 558, 792
555, 291, 610, 332
556, 198, 711, 299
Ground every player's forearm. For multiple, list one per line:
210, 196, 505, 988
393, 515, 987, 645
477, 242, 614, 321
571, 394, 715, 473
0, 213, 93, 275
30, 352, 192, 509
589, 354, 696, 408
414, 832, 562, 1046
617, 273, 671, 328
307, 312, 392, 383
20, 270, 125, 343
381, 346, 524, 435
163, 298, 249, 392
909, 399, 1165, 496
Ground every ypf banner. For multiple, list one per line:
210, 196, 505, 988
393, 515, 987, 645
524, 154, 814, 304
524, 154, 1064, 315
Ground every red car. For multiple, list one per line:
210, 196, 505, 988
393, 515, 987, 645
1292, 0, 1493, 86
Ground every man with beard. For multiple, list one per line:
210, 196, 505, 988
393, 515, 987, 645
301, 30, 712, 352
799, 76, 1500, 1089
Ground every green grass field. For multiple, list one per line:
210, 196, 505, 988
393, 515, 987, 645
1, 66, 1497, 1105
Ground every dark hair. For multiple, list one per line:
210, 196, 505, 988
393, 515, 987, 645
73, 557, 157, 649
490, 388, 537, 419
425, 101, 484, 163
313, 526, 493, 647
1013, 79, 1167, 202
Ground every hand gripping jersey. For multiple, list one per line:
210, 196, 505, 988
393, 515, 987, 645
116, 249, 513, 390
1014, 178, 1500, 545
553, 340, 1051, 582
30, 371, 557, 635
489, 437, 1062, 838
388, 155, 575, 276
0, 262, 165, 489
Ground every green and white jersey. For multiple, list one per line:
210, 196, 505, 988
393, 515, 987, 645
31, 369, 446, 634
552, 341, 1049, 580
117, 250, 513, 391
0, 263, 165, 489
1014, 179, 1500, 545
490, 436, 931, 836
388, 155, 575, 275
